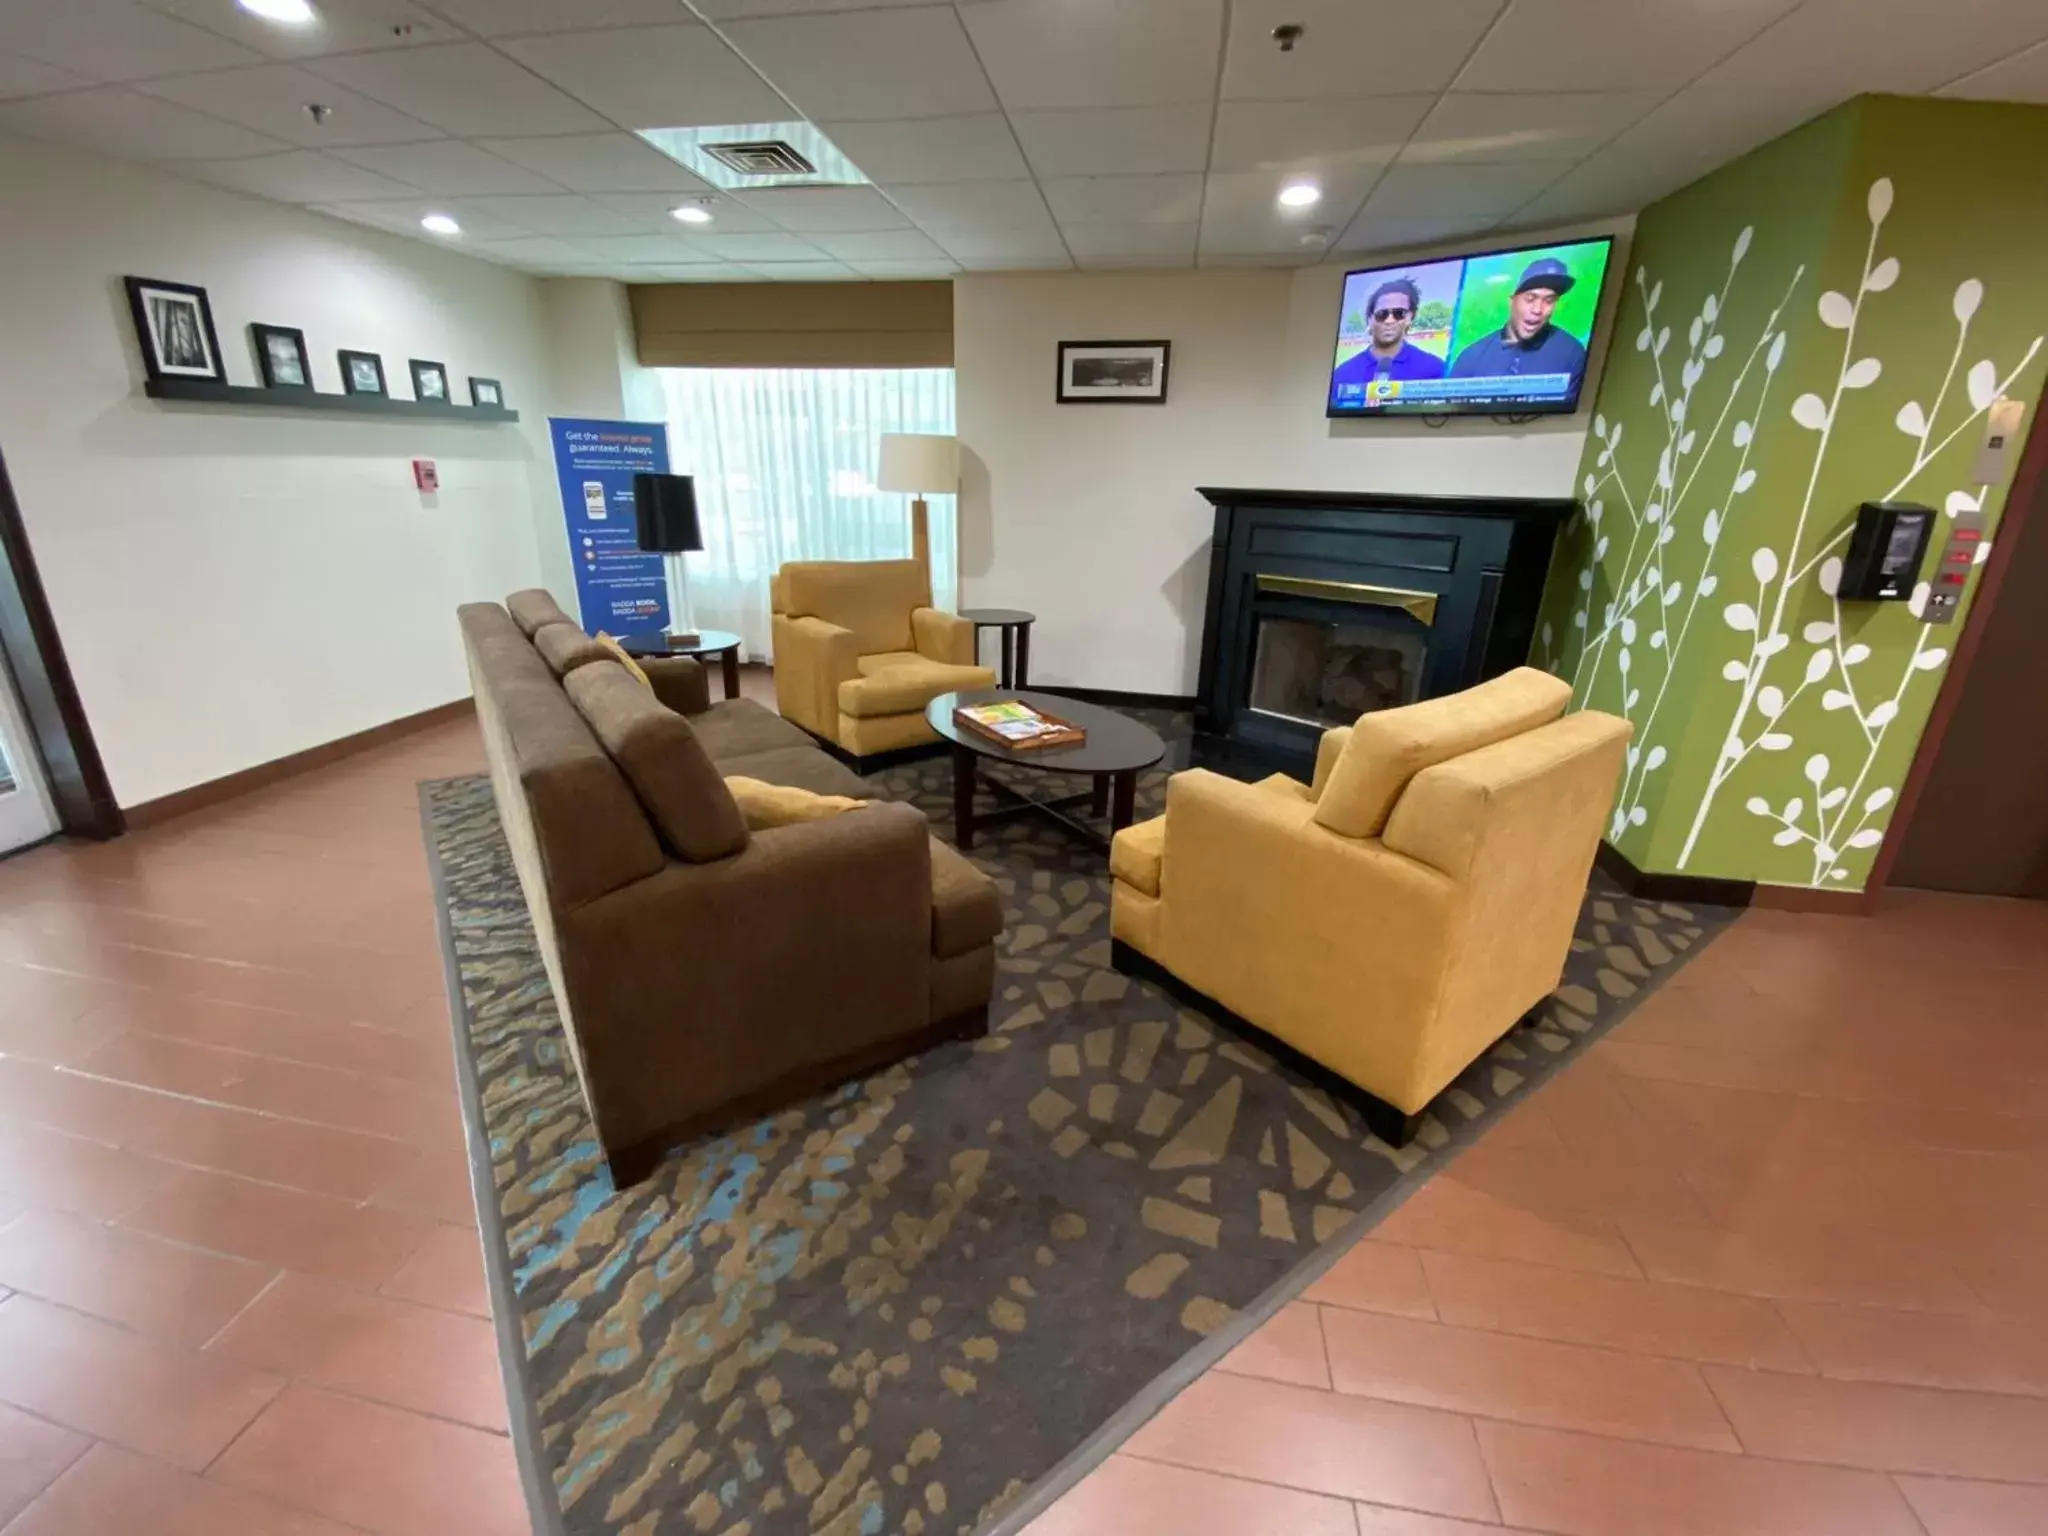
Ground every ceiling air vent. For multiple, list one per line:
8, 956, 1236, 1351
702, 140, 817, 178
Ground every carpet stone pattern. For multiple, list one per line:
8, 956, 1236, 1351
423, 743, 1729, 1536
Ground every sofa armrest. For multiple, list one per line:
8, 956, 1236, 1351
1311, 726, 1351, 798
911, 607, 976, 666
772, 613, 859, 738
642, 655, 710, 715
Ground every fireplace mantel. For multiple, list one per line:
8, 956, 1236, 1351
1192, 486, 1573, 772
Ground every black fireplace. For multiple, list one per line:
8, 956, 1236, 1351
1194, 487, 1572, 774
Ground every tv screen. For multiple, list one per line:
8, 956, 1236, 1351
1326, 235, 1614, 418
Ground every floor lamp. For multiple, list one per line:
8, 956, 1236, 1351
634, 471, 702, 646
877, 432, 957, 592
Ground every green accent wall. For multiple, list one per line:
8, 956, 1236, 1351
1537, 95, 2048, 892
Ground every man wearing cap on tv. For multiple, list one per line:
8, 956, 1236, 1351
1329, 277, 1446, 393
1449, 256, 1587, 386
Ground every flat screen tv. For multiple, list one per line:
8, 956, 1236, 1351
1325, 234, 1615, 418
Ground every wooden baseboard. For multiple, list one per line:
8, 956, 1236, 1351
124, 698, 475, 830
1748, 883, 1875, 916
1595, 840, 1755, 909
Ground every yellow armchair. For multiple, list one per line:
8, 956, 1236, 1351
771, 559, 994, 762
1109, 668, 1630, 1144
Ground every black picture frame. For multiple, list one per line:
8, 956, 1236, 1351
250, 323, 312, 390
338, 350, 387, 396
468, 376, 504, 409
409, 359, 450, 404
124, 276, 225, 385
1057, 339, 1171, 405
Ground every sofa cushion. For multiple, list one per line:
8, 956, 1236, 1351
1109, 815, 1165, 898
563, 662, 749, 864
1313, 667, 1572, 840
838, 658, 996, 718
717, 744, 876, 799
725, 775, 866, 829
532, 622, 608, 677
688, 698, 814, 762
507, 588, 572, 637
777, 559, 926, 654
928, 837, 1002, 958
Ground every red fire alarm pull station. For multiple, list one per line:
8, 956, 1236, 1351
413, 458, 439, 492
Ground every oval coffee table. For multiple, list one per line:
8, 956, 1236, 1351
926, 688, 1167, 854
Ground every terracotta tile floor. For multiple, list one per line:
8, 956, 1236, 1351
0, 688, 2042, 1534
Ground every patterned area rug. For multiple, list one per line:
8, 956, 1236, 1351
421, 735, 1734, 1536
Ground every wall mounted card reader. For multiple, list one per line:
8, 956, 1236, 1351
1920, 510, 1986, 626
1838, 501, 1934, 601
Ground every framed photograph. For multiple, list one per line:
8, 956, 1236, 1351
251, 324, 311, 390
338, 350, 387, 396
1057, 339, 1171, 404
124, 277, 224, 383
468, 376, 504, 409
409, 359, 450, 403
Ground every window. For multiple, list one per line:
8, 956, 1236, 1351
657, 368, 957, 658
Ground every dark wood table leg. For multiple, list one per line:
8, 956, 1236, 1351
1015, 622, 1030, 688
999, 627, 1014, 689
1110, 769, 1137, 835
952, 743, 978, 851
719, 647, 741, 700
1090, 772, 1109, 818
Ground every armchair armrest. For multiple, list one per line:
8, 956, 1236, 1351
772, 613, 859, 737
911, 607, 976, 666
1312, 726, 1351, 798
642, 655, 709, 716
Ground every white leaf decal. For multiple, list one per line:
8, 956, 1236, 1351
1867, 700, 1899, 727
1815, 841, 1838, 861
1578, 568, 1593, 591
1908, 580, 1931, 617
1703, 510, 1721, 544
1618, 647, 1632, 675
1773, 828, 1803, 847
1629, 805, 1648, 826
1805, 649, 1833, 684
1649, 382, 1664, 406
1804, 753, 1831, 786
1646, 746, 1666, 771
1594, 536, 1610, 560
1660, 523, 1676, 546
1867, 177, 1892, 223
1628, 745, 1640, 768
1733, 227, 1753, 263
1733, 420, 1753, 447
1842, 357, 1882, 390
1954, 278, 1983, 321
1818, 557, 1843, 597
1698, 575, 1718, 597
1689, 315, 1703, 349
1734, 469, 1757, 494
1818, 291, 1854, 328
1822, 689, 1854, 711
1802, 621, 1836, 643
1621, 617, 1637, 644
1646, 504, 1663, 525
1664, 582, 1682, 605
1766, 332, 1786, 373
1723, 660, 1749, 682
1865, 256, 1899, 292
1784, 797, 1804, 823
1792, 394, 1829, 430
1758, 732, 1792, 751
1655, 326, 1671, 357
1820, 787, 1847, 810
1707, 334, 1727, 359
1758, 685, 1785, 717
1843, 643, 1871, 665
1573, 611, 1587, 629
1757, 633, 1790, 658
1830, 869, 1849, 881
1745, 796, 1771, 815
1724, 602, 1758, 632
1704, 293, 1720, 323
1594, 414, 1608, 439
1583, 473, 1598, 497
1946, 489, 1980, 518
1914, 648, 1949, 670
1751, 547, 1779, 583
1649, 280, 1663, 308
1679, 430, 1697, 456
1636, 326, 1652, 352
1866, 787, 1895, 813
1967, 359, 1998, 410
1848, 828, 1885, 849
1650, 630, 1666, 650
1895, 400, 1927, 437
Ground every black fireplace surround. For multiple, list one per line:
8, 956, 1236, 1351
1193, 487, 1572, 775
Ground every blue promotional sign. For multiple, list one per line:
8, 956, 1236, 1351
547, 417, 672, 636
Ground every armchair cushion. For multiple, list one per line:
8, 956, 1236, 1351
776, 559, 928, 654
1313, 667, 1571, 839
1110, 815, 1165, 898
838, 658, 995, 718
724, 776, 866, 830
565, 662, 749, 865
856, 650, 925, 676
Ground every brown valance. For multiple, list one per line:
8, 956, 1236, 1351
628, 281, 953, 368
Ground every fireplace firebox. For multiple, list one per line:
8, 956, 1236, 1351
1194, 488, 1572, 774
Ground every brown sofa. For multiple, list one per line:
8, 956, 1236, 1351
459, 588, 1003, 1186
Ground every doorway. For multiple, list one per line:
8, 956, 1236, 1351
0, 654, 58, 853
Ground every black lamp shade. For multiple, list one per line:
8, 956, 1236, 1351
633, 473, 702, 553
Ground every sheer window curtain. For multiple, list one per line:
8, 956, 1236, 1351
657, 368, 958, 660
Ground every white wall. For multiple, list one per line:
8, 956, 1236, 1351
955, 220, 1632, 693
0, 130, 559, 808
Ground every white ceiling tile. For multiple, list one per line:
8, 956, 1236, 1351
1060, 222, 1198, 261
497, 24, 789, 129
958, 0, 1224, 110
0, 0, 257, 81
1199, 248, 1320, 267
589, 190, 784, 232
719, 8, 995, 120
0, 52, 91, 99
694, 0, 949, 16
881, 178, 1054, 232
1362, 160, 1578, 219
330, 138, 559, 193
1458, 0, 1800, 92
620, 262, 760, 279
737, 184, 908, 231
684, 230, 829, 260
1701, 0, 2048, 94
408, 0, 687, 36
1331, 213, 1502, 257
1199, 166, 1381, 226
1010, 104, 1212, 177
1222, 0, 1502, 100
457, 193, 653, 234
306, 195, 530, 237
179, 149, 428, 201
930, 228, 1068, 262
459, 233, 605, 264
804, 228, 946, 261
1401, 91, 1663, 166
143, 0, 460, 60
475, 132, 711, 192
1941, 38, 2048, 102
1209, 96, 1431, 173
139, 64, 444, 147
818, 114, 1027, 183
846, 258, 960, 277
1042, 173, 1204, 225
0, 87, 287, 160
739, 260, 858, 279
307, 42, 607, 136
952, 254, 1073, 271
574, 234, 722, 263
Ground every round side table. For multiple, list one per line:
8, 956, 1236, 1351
958, 608, 1036, 689
617, 628, 744, 699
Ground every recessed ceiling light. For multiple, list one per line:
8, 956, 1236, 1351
1278, 180, 1322, 209
238, 0, 317, 24
670, 204, 714, 225
421, 213, 461, 236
